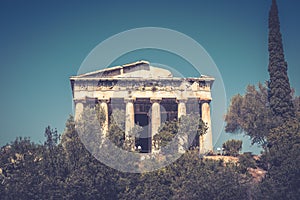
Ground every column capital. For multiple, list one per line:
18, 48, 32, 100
176, 98, 188, 103
124, 97, 136, 103
74, 97, 98, 104
199, 99, 211, 104
74, 98, 86, 104
150, 97, 162, 103
98, 97, 110, 103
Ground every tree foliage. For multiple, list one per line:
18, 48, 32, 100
154, 113, 207, 153
0, 114, 252, 199
225, 1, 300, 199
44, 126, 60, 149
225, 83, 271, 145
108, 112, 125, 148
255, 2, 300, 198
256, 119, 300, 199
222, 139, 242, 156
268, 0, 295, 121
170, 151, 249, 200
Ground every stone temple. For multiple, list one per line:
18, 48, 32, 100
70, 60, 214, 154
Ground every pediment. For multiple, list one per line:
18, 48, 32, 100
74, 60, 173, 79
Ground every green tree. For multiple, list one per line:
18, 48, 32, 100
293, 96, 300, 121
60, 115, 122, 199
61, 115, 85, 171
251, 1, 300, 198
120, 150, 250, 200
75, 106, 103, 154
154, 119, 178, 153
179, 114, 207, 149
225, 83, 271, 146
222, 139, 242, 156
238, 152, 257, 174
42, 126, 67, 180
256, 119, 300, 199
108, 109, 126, 148
44, 126, 60, 149
0, 137, 44, 199
268, 0, 295, 121
39, 126, 68, 199
170, 150, 249, 200
120, 170, 173, 200
154, 114, 207, 153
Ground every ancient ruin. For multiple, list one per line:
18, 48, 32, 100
70, 60, 214, 154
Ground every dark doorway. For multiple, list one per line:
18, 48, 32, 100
161, 98, 178, 122
135, 114, 151, 153
134, 98, 151, 153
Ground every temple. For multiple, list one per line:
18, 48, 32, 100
70, 60, 214, 154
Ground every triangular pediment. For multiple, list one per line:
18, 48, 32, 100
73, 60, 173, 78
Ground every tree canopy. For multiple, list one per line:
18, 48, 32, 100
0, 116, 253, 199
225, 83, 271, 146
224, 1, 300, 198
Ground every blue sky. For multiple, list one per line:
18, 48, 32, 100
0, 0, 299, 153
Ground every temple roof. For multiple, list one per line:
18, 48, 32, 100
70, 60, 215, 99
70, 60, 214, 83
73, 60, 173, 79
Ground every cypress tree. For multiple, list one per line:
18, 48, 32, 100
268, 0, 294, 121
259, 2, 300, 197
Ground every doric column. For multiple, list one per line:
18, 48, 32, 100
177, 98, 187, 153
177, 98, 187, 119
125, 98, 135, 150
74, 100, 84, 122
151, 97, 162, 152
200, 100, 213, 154
98, 98, 109, 137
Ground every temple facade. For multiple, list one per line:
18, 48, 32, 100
70, 60, 214, 154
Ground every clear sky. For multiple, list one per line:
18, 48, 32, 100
0, 0, 299, 154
